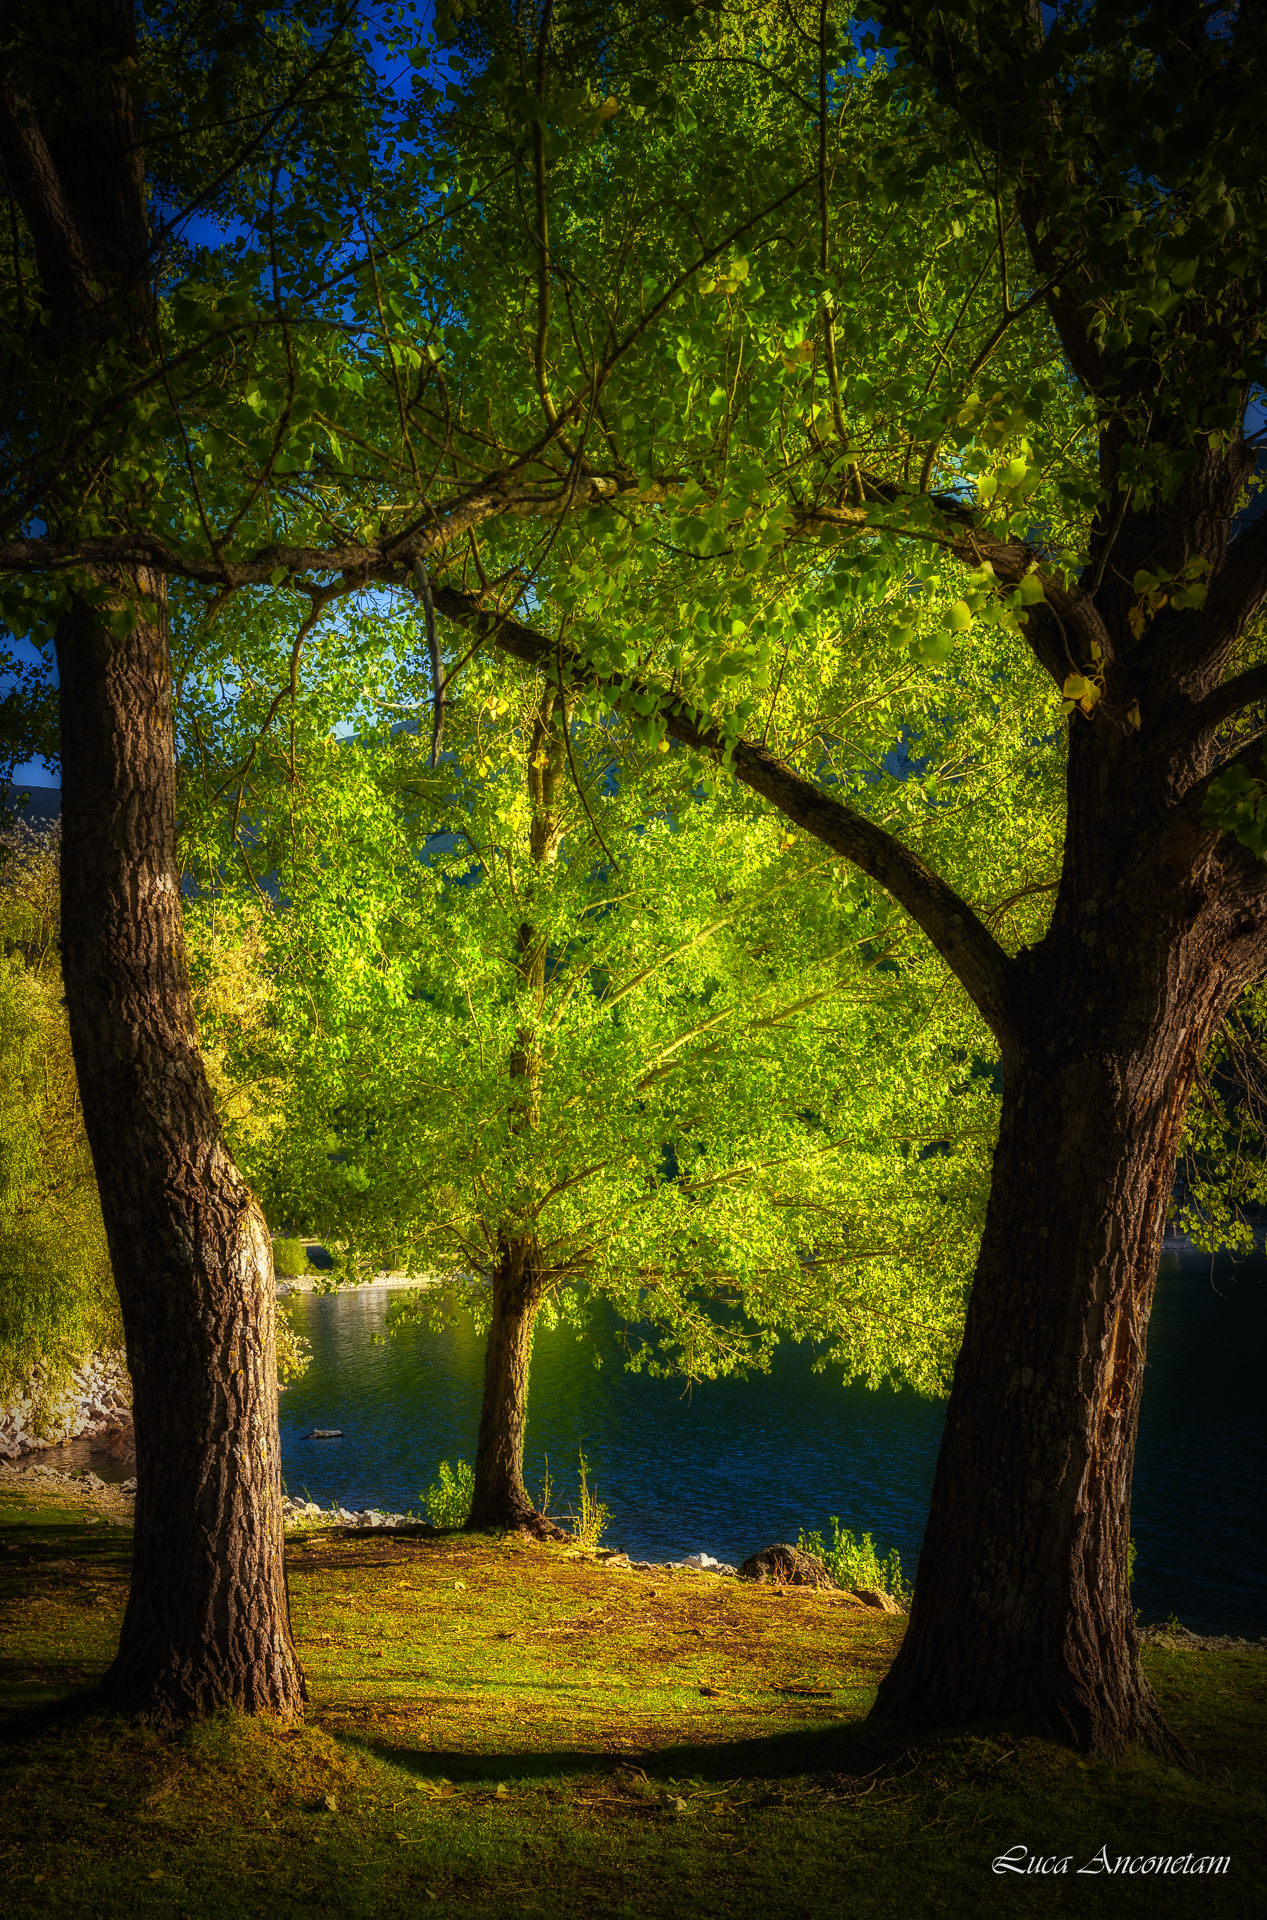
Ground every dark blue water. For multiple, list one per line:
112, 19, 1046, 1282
278, 1237, 1267, 1637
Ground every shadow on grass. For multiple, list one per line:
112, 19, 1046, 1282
0, 1674, 118, 1747
327, 1712, 988, 1793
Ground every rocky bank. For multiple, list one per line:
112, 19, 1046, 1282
0, 1349, 133, 1464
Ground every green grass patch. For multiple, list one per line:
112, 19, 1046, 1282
1, 1483, 1263, 1916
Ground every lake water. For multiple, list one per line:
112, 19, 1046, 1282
279, 1235, 1266, 1638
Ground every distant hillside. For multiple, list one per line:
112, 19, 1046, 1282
3, 785, 61, 829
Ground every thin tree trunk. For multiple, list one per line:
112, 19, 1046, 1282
467, 693, 568, 1536
57, 581, 305, 1726
468, 1235, 560, 1533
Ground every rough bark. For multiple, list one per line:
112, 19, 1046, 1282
467, 1236, 556, 1532
2, 3, 305, 1724
58, 584, 305, 1724
873, 930, 1238, 1758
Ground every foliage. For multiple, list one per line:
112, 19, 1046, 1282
797, 1517, 908, 1603
272, 1238, 312, 1279
0, 3, 410, 643
176, 589, 1016, 1395
185, 901, 294, 1171
1174, 982, 1267, 1254
0, 816, 61, 973
275, 1304, 313, 1387
423, 1458, 475, 1529
409, 0, 1093, 762
0, 819, 306, 1395
0, 822, 118, 1412
564, 1451, 609, 1551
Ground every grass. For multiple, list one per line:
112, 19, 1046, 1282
1, 1481, 1264, 1918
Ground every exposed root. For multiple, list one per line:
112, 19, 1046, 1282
519, 1511, 569, 1542
466, 1501, 567, 1541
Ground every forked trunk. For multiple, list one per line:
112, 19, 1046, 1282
468, 1235, 555, 1532
875, 932, 1224, 1760
57, 584, 305, 1727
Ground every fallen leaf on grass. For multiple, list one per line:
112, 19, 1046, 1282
494, 1783, 509, 1799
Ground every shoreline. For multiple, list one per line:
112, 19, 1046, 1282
3, 1460, 1264, 1652
276, 1271, 450, 1296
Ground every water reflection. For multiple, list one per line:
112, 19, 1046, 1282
276, 1236, 1264, 1637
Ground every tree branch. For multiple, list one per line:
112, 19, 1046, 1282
0, 465, 675, 584
431, 586, 1021, 1045
801, 480, 1110, 684
1156, 658, 1267, 768
1195, 504, 1267, 671
0, 77, 104, 338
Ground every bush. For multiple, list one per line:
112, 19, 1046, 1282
275, 1306, 312, 1384
422, 1458, 474, 1528
272, 1237, 311, 1277
565, 1451, 609, 1550
0, 819, 120, 1414
797, 1517, 908, 1601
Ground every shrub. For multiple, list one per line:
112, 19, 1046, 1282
797, 1516, 908, 1601
272, 1237, 311, 1278
565, 1450, 609, 1550
0, 820, 119, 1414
422, 1458, 474, 1528
275, 1306, 312, 1384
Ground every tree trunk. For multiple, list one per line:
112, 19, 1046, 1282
466, 693, 568, 1537
57, 581, 305, 1727
0, 4, 306, 1726
468, 1235, 558, 1532
874, 879, 1237, 1760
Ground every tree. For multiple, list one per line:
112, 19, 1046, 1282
417, 2, 1267, 1760
177, 595, 1005, 1532
853, 0, 1267, 1765
7, 0, 1263, 1761
0, 0, 398, 1724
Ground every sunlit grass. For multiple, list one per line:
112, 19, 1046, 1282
1, 1483, 1262, 1917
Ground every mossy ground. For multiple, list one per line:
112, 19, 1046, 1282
1, 1483, 1263, 1917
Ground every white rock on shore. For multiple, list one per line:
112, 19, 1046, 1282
281, 1495, 422, 1530
0, 1348, 133, 1461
